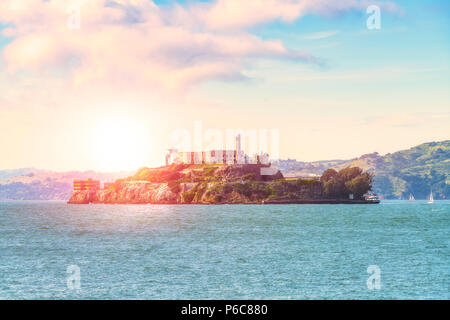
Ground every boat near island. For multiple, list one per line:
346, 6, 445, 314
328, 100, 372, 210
364, 192, 380, 203
428, 191, 434, 204
408, 193, 415, 201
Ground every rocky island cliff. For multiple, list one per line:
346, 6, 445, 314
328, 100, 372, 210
68, 164, 376, 204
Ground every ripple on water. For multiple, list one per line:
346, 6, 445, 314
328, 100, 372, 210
0, 200, 448, 299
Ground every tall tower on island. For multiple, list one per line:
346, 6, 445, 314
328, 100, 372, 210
235, 134, 241, 154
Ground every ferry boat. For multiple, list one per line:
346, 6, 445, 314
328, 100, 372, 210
364, 192, 380, 203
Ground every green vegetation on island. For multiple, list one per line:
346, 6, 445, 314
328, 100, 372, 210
321, 167, 374, 200
68, 164, 375, 204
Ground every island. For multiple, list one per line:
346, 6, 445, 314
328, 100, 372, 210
68, 164, 378, 204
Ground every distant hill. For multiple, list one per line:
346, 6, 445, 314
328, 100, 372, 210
279, 140, 450, 199
0, 170, 133, 200
0, 168, 48, 180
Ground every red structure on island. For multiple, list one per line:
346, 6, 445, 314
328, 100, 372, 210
73, 179, 100, 191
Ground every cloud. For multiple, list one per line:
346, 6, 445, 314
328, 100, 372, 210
367, 114, 423, 127
182, 0, 401, 30
302, 30, 340, 40
365, 113, 450, 128
0, 0, 401, 91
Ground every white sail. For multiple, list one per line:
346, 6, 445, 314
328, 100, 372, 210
428, 191, 434, 204
409, 193, 415, 201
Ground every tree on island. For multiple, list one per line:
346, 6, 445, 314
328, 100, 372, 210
321, 167, 374, 199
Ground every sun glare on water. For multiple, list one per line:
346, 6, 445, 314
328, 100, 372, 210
91, 118, 150, 172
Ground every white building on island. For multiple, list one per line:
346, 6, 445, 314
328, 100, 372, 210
166, 134, 270, 166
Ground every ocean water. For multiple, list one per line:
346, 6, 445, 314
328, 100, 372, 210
0, 201, 448, 300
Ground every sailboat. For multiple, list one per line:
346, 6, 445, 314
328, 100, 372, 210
428, 191, 434, 204
408, 193, 415, 201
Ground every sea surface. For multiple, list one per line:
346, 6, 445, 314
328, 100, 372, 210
0, 200, 448, 299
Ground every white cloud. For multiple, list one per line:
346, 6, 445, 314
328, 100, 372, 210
302, 30, 340, 40
365, 113, 450, 128
182, 0, 400, 31
0, 0, 401, 92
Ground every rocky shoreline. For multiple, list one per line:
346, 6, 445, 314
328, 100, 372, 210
68, 164, 378, 205
68, 182, 379, 205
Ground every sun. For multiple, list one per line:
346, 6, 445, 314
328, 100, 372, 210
91, 118, 150, 172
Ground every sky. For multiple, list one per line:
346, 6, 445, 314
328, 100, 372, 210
0, 0, 449, 171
